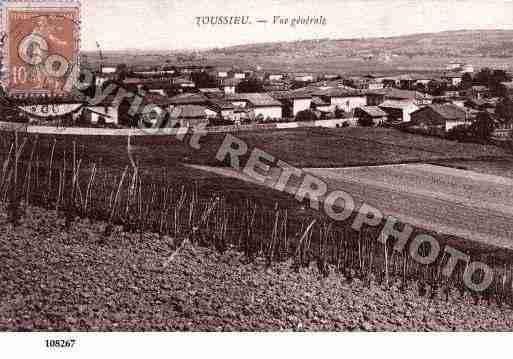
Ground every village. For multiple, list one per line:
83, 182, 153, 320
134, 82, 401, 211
6, 0, 513, 339
3, 60, 513, 143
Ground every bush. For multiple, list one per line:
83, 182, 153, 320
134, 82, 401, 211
295, 110, 318, 122
446, 125, 470, 141
357, 116, 375, 127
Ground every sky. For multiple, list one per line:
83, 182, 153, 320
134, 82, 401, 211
81, 0, 513, 51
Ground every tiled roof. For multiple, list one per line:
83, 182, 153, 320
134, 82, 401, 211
357, 106, 388, 117
313, 87, 361, 98
379, 100, 417, 109
311, 97, 330, 106
226, 93, 282, 107
169, 105, 207, 118
368, 88, 432, 100
167, 93, 208, 105
501, 82, 513, 90
208, 98, 235, 110
425, 104, 467, 120
271, 87, 318, 100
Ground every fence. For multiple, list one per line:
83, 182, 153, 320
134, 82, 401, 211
0, 118, 355, 136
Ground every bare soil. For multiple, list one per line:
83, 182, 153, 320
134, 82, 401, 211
1, 206, 513, 331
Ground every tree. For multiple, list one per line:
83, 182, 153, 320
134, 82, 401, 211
460, 73, 473, 90
236, 78, 264, 93
115, 63, 129, 81
334, 107, 348, 119
474, 68, 511, 97
470, 112, 495, 142
496, 97, 513, 122
474, 68, 493, 86
427, 80, 446, 96
447, 124, 470, 142
190, 72, 217, 88
295, 109, 318, 122
357, 116, 375, 127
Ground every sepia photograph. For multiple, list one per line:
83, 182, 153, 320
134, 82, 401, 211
1, 0, 513, 356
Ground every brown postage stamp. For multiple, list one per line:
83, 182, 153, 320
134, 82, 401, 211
1, 0, 81, 96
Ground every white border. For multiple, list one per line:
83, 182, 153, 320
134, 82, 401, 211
0, 333, 511, 359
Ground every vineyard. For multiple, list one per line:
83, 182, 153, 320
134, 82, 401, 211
1, 129, 513, 317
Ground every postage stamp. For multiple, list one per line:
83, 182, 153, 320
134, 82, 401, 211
0, 0, 81, 96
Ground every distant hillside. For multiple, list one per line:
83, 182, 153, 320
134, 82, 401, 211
82, 30, 513, 75
209, 30, 513, 59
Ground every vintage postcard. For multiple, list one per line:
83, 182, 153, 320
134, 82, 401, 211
0, 0, 513, 356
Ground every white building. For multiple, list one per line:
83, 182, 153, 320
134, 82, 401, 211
226, 93, 283, 120
379, 100, 419, 123
461, 64, 474, 73
314, 88, 367, 113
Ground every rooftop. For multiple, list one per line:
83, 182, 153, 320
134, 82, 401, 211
313, 87, 362, 98
368, 88, 432, 100
226, 93, 282, 107
169, 105, 207, 118
417, 104, 467, 120
379, 100, 418, 109
167, 92, 208, 105
357, 106, 388, 117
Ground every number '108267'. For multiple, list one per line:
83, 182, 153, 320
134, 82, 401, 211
45, 339, 76, 348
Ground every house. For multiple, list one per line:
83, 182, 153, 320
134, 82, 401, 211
311, 96, 332, 114
231, 70, 246, 80
207, 98, 236, 122
382, 76, 401, 88
101, 66, 117, 74
214, 68, 230, 78
461, 64, 474, 74
441, 73, 463, 87
226, 93, 283, 121
122, 79, 176, 97
167, 92, 209, 106
443, 90, 461, 98
175, 65, 214, 75
169, 105, 211, 128
83, 95, 120, 125
395, 74, 417, 90
411, 74, 434, 87
221, 78, 238, 94
271, 89, 313, 117
471, 85, 490, 100
465, 98, 496, 111
408, 104, 471, 135
366, 88, 432, 106
12, 95, 86, 124
294, 73, 315, 83
346, 76, 383, 90
492, 118, 513, 139
268, 73, 284, 82
313, 87, 367, 114
322, 74, 340, 80
362, 74, 386, 90
450, 98, 466, 108
378, 100, 419, 123
132, 66, 176, 78
173, 77, 196, 90
95, 72, 117, 87
311, 79, 349, 90
446, 62, 463, 71
199, 88, 225, 98
263, 81, 292, 92
354, 106, 388, 126
145, 83, 171, 96
501, 82, 513, 95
